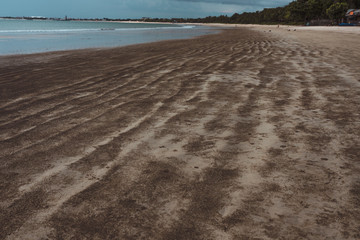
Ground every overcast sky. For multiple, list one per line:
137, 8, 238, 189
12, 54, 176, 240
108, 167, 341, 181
1, 0, 293, 19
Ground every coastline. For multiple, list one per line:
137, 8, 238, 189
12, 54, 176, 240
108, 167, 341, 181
2, 20, 360, 57
1, 27, 359, 239
0, 20, 218, 56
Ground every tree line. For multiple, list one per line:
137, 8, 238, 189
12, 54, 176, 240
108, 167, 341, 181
143, 0, 360, 25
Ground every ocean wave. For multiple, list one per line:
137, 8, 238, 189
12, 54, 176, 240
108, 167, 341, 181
0, 25, 195, 34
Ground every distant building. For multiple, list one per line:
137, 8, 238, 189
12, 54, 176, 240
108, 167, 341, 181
23, 16, 47, 20
345, 9, 360, 25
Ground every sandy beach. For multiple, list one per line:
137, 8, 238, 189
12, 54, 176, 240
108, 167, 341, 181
0, 26, 359, 239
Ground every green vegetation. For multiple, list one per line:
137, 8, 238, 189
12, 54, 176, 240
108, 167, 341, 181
143, 0, 360, 25
326, 2, 350, 23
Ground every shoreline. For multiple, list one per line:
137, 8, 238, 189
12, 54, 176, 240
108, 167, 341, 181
0, 21, 219, 57
1, 28, 359, 239
2, 20, 360, 57
0, 29, 222, 63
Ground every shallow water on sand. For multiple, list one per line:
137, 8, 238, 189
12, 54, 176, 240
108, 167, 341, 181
0, 19, 217, 55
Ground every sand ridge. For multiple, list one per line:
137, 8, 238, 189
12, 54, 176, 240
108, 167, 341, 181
0, 28, 359, 239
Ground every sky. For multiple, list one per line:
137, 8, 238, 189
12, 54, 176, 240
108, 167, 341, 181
1, 0, 293, 19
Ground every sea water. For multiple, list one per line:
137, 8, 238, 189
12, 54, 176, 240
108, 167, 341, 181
0, 19, 216, 55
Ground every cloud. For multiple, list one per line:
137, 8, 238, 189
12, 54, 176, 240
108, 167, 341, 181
175, 0, 291, 8
1, 0, 293, 19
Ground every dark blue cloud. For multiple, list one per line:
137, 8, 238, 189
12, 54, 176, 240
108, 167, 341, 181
175, 0, 291, 8
1, 0, 293, 18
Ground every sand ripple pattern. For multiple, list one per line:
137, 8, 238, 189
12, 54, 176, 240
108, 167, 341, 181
0, 28, 359, 239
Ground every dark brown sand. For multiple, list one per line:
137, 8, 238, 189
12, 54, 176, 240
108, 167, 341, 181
0, 28, 359, 239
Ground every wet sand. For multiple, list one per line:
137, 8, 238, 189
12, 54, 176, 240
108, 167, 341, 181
0, 27, 359, 239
